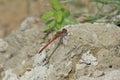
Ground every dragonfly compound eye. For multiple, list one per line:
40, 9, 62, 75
62, 29, 67, 33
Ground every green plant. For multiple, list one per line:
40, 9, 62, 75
84, 0, 120, 23
40, 0, 77, 32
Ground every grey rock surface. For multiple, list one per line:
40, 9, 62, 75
0, 17, 120, 80
0, 39, 8, 52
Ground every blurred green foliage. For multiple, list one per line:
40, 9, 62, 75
84, 0, 120, 24
41, 0, 77, 32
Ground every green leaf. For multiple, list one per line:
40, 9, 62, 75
54, 10, 63, 23
50, 0, 63, 10
41, 0, 77, 32
64, 18, 77, 24
54, 25, 60, 31
62, 8, 70, 18
54, 21, 67, 31
41, 11, 54, 20
84, 14, 106, 22
45, 19, 55, 31
50, 0, 58, 5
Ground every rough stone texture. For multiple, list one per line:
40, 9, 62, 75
0, 17, 120, 80
0, 39, 8, 52
0, 17, 45, 77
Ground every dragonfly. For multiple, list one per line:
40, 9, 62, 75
39, 29, 67, 53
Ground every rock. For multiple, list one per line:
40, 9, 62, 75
55, 61, 72, 77
1, 21, 120, 80
32, 51, 47, 67
76, 63, 86, 70
20, 16, 38, 30
0, 39, 8, 52
75, 70, 120, 80
76, 76, 96, 80
0, 17, 44, 76
19, 66, 48, 80
49, 60, 73, 79
92, 70, 104, 77
80, 50, 98, 66
66, 23, 120, 47
104, 70, 120, 80
2, 69, 18, 80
